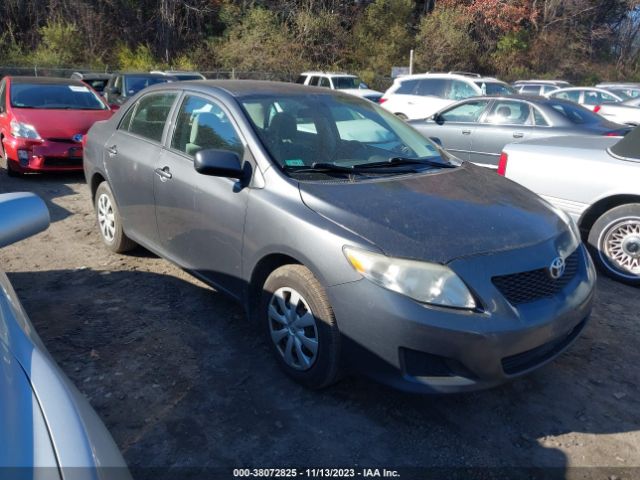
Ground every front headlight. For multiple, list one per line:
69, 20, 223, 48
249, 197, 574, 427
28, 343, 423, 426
10, 120, 41, 140
343, 247, 476, 309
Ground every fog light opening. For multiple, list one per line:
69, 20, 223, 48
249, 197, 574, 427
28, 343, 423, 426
17, 149, 30, 167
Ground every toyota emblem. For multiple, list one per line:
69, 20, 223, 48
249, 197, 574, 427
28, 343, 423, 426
72, 133, 84, 143
549, 257, 566, 280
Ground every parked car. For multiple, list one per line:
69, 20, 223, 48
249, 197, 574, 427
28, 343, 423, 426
596, 82, 640, 98
547, 87, 628, 111
500, 128, 640, 285
379, 72, 514, 120
0, 192, 131, 479
0, 76, 113, 176
594, 102, 640, 126
150, 70, 206, 80
103, 72, 176, 107
513, 80, 572, 94
70, 71, 112, 94
296, 71, 383, 102
409, 95, 629, 168
84, 81, 595, 393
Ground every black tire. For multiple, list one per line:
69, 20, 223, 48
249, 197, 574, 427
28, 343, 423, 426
5, 159, 21, 177
587, 203, 640, 286
261, 265, 341, 389
94, 182, 136, 253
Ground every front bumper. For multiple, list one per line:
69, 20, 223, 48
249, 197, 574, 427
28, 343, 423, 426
327, 243, 596, 393
3, 135, 84, 172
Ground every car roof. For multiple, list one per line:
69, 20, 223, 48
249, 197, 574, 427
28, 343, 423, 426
115, 72, 170, 78
397, 73, 505, 83
300, 72, 357, 78
143, 79, 360, 98
8, 76, 87, 86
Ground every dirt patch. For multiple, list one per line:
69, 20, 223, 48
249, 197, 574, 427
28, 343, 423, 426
1, 168, 638, 479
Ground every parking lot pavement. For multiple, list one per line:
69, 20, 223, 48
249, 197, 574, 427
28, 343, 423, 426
1, 170, 639, 478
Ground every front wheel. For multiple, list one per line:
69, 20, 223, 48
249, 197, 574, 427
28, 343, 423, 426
94, 182, 136, 253
261, 265, 341, 389
588, 203, 640, 285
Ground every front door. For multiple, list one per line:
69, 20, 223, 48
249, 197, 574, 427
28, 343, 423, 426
469, 99, 536, 168
154, 94, 251, 298
103, 91, 178, 247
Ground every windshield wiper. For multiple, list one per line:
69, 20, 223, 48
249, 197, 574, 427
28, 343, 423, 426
284, 162, 414, 174
355, 157, 456, 169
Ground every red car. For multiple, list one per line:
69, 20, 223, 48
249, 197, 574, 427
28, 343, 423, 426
0, 76, 113, 176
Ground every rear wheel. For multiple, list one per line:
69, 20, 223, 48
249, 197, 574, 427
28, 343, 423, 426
261, 265, 341, 389
94, 182, 136, 253
588, 203, 640, 285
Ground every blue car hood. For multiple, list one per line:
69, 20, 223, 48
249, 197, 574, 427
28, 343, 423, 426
299, 163, 566, 263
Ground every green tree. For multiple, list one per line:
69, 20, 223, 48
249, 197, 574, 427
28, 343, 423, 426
30, 19, 84, 66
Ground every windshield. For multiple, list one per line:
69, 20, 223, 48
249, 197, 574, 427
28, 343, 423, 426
124, 76, 171, 96
607, 89, 633, 100
475, 82, 514, 95
610, 124, 640, 160
240, 93, 451, 176
10, 83, 107, 110
548, 101, 600, 124
332, 77, 363, 90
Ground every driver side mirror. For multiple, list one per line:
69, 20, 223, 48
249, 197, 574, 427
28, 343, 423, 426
194, 149, 245, 179
432, 113, 444, 124
0, 193, 50, 249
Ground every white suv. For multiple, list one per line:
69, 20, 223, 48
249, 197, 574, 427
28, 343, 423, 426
380, 73, 513, 120
296, 72, 383, 102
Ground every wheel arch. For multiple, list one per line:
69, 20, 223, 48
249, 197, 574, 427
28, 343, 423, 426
90, 172, 107, 205
579, 194, 640, 235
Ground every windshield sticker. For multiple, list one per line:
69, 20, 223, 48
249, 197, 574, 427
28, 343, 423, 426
69, 85, 89, 92
284, 159, 305, 167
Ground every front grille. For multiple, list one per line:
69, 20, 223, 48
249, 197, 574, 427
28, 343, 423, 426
501, 318, 587, 375
47, 137, 74, 143
43, 157, 82, 167
492, 249, 580, 305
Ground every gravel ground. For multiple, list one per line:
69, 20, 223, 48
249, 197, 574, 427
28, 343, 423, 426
0, 169, 639, 480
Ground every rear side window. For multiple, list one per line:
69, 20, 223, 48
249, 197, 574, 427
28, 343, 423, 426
171, 95, 244, 158
533, 108, 549, 126
295, 75, 307, 84
549, 101, 599, 125
395, 79, 419, 95
319, 77, 331, 88
542, 85, 558, 94
484, 100, 532, 125
416, 79, 448, 97
521, 85, 540, 95
127, 92, 177, 142
118, 104, 137, 131
308, 76, 320, 87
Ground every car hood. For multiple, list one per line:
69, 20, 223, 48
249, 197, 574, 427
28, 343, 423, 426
299, 163, 566, 263
12, 108, 113, 139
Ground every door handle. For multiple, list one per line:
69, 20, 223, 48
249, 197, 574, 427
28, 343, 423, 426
513, 132, 524, 138
107, 145, 117, 156
462, 129, 472, 135
154, 166, 172, 181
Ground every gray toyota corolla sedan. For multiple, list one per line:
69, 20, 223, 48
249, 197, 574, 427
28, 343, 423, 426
83, 81, 596, 393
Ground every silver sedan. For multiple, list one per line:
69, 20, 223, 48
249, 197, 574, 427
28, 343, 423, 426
409, 95, 628, 168
0, 192, 131, 480
501, 129, 640, 285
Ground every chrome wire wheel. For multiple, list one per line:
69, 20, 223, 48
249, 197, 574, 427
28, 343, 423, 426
268, 287, 319, 371
599, 216, 640, 280
97, 193, 116, 242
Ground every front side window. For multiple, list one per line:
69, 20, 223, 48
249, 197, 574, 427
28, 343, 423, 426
308, 76, 320, 87
448, 80, 477, 100
475, 82, 514, 96
439, 100, 489, 123
240, 93, 447, 175
484, 100, 532, 125
319, 77, 331, 88
295, 75, 307, 84
171, 95, 244, 158
553, 90, 580, 102
10, 82, 107, 110
0, 80, 6, 111
549, 101, 600, 124
127, 92, 177, 142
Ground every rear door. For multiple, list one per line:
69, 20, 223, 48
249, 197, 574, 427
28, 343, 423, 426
469, 99, 536, 167
154, 93, 251, 297
103, 91, 178, 248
